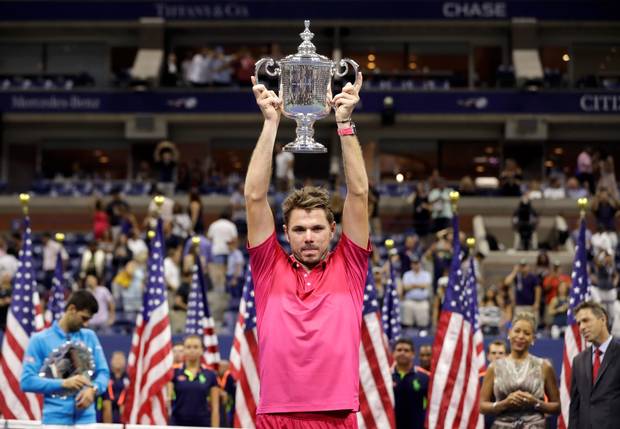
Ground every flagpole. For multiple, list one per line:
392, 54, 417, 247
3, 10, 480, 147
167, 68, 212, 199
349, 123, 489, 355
577, 197, 588, 219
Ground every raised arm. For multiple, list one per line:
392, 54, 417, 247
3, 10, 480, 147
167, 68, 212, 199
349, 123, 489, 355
244, 76, 281, 247
332, 73, 369, 248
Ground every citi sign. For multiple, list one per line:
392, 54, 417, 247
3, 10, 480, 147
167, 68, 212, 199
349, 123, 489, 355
580, 95, 620, 112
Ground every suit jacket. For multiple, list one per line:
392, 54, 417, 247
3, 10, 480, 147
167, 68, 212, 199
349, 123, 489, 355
569, 338, 620, 429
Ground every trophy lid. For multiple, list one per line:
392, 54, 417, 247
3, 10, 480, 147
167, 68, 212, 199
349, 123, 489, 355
281, 20, 331, 65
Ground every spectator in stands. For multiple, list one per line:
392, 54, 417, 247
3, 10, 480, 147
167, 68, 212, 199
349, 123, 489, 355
576, 147, 595, 194
0, 236, 18, 282
527, 180, 543, 200
217, 360, 236, 427
101, 351, 129, 424
418, 344, 432, 373
232, 47, 255, 86
185, 189, 204, 236
274, 143, 295, 193
590, 249, 619, 323
85, 274, 115, 333
535, 251, 551, 282
187, 46, 214, 87
168, 335, 220, 427
543, 176, 566, 199
42, 232, 69, 290
230, 182, 247, 238
93, 199, 110, 241
458, 175, 476, 196
135, 160, 153, 183
112, 253, 146, 323
592, 186, 619, 232
171, 203, 192, 241
542, 261, 569, 318
411, 181, 431, 238
480, 312, 560, 425
162, 52, 180, 87
499, 158, 523, 196
212, 46, 233, 87
401, 257, 432, 330
399, 234, 422, 276
598, 153, 619, 201
428, 177, 453, 233
106, 189, 130, 240
111, 234, 132, 276
548, 280, 569, 338
226, 237, 244, 300
164, 242, 182, 297
392, 338, 429, 429
565, 176, 589, 199
154, 141, 179, 197
207, 211, 238, 292
0, 272, 11, 331
80, 240, 105, 281
512, 196, 538, 250
479, 287, 502, 335
504, 261, 542, 324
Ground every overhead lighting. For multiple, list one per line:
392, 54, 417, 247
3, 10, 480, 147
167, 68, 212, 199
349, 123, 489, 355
99, 156, 109, 164
367, 62, 376, 70
562, 54, 570, 62
368, 54, 376, 61
484, 146, 494, 154
396, 173, 404, 183
409, 62, 417, 70
544, 160, 554, 168
476, 165, 485, 173
554, 147, 564, 155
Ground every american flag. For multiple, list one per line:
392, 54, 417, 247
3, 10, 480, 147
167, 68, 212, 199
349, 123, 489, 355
123, 219, 173, 425
0, 216, 44, 419
427, 216, 485, 429
558, 216, 590, 429
358, 263, 396, 429
381, 259, 402, 346
185, 260, 220, 368
229, 267, 259, 429
44, 252, 65, 327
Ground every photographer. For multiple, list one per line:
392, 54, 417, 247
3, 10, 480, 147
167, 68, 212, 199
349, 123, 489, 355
20, 290, 110, 425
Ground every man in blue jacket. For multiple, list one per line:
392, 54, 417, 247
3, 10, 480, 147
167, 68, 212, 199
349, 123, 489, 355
20, 290, 110, 425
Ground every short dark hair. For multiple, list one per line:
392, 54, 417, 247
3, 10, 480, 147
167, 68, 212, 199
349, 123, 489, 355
183, 334, 204, 347
488, 340, 507, 353
65, 290, 99, 315
393, 338, 415, 353
282, 186, 335, 226
574, 301, 609, 325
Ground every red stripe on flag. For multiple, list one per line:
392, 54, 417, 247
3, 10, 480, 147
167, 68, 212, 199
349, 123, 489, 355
435, 315, 465, 429
361, 319, 396, 425
358, 383, 375, 429
452, 330, 473, 429
0, 355, 35, 420
4, 329, 25, 362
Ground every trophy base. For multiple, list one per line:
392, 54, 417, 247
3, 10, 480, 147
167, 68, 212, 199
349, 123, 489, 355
283, 140, 327, 154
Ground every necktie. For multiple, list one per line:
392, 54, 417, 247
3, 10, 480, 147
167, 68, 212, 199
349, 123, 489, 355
592, 348, 602, 383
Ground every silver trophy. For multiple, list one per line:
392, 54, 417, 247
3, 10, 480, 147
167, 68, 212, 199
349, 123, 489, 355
254, 20, 360, 153
39, 340, 95, 398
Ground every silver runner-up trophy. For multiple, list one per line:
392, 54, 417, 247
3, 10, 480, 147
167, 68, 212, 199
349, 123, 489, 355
254, 20, 360, 153
39, 340, 95, 399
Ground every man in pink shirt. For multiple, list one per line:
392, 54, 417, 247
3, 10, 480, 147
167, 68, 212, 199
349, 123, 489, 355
245, 73, 369, 429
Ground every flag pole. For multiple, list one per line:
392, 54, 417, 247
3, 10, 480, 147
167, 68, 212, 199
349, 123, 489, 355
19, 193, 30, 216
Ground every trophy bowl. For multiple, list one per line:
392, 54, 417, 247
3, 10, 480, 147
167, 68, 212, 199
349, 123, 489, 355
39, 340, 95, 398
254, 20, 360, 153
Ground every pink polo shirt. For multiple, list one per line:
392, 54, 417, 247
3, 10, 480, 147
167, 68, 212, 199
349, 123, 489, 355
249, 231, 371, 414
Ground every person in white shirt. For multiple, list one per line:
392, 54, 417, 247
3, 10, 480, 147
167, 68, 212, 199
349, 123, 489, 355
225, 237, 245, 300
400, 257, 432, 328
207, 212, 238, 292
274, 143, 294, 192
42, 232, 69, 290
543, 176, 566, 200
187, 46, 213, 87
0, 237, 18, 282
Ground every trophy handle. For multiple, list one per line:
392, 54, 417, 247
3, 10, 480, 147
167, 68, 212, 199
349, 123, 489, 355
334, 58, 360, 86
254, 57, 280, 88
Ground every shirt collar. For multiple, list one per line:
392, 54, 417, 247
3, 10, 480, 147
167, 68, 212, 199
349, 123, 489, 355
596, 335, 613, 355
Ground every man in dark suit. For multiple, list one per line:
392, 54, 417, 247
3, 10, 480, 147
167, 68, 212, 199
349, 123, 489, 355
569, 301, 620, 429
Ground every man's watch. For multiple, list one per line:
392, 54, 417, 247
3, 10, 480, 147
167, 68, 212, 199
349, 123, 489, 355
337, 121, 357, 136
